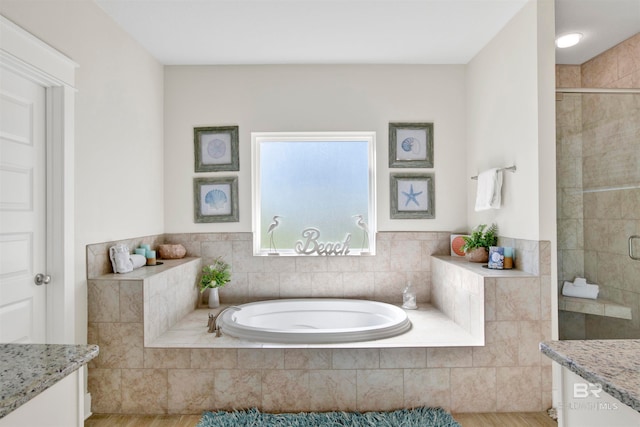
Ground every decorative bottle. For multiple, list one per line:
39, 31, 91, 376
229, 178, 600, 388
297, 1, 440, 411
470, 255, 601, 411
402, 281, 417, 310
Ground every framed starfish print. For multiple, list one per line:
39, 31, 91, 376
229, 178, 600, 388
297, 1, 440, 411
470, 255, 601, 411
390, 173, 435, 219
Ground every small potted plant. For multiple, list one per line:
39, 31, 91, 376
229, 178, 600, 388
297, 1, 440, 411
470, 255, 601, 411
200, 257, 231, 308
462, 224, 498, 263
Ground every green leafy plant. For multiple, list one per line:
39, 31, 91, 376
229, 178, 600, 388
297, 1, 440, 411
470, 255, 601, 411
199, 257, 231, 292
462, 223, 498, 252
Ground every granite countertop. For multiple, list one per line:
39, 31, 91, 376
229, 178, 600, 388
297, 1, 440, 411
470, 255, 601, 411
540, 340, 640, 412
0, 343, 99, 419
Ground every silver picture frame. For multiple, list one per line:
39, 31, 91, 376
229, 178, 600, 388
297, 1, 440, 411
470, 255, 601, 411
194, 126, 239, 172
193, 176, 239, 223
389, 122, 434, 168
390, 173, 435, 219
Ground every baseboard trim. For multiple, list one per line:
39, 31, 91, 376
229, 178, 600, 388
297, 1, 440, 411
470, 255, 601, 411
84, 392, 92, 420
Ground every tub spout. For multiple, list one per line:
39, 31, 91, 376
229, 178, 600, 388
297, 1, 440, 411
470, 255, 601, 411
208, 306, 241, 336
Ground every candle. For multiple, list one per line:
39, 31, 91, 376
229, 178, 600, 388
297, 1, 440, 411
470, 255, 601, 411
504, 247, 514, 269
146, 250, 156, 266
140, 244, 151, 252
134, 248, 146, 256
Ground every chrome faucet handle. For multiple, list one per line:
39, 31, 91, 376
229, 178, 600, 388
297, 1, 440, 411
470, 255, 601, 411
207, 313, 216, 333
212, 306, 242, 337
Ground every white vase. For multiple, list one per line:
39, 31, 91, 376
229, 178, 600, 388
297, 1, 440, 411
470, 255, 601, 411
208, 287, 220, 308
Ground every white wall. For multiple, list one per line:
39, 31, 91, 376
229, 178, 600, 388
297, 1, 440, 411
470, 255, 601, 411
164, 65, 468, 234
0, 0, 165, 343
465, 0, 554, 241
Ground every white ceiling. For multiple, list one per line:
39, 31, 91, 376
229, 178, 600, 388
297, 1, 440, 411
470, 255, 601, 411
556, 0, 640, 64
94, 0, 639, 65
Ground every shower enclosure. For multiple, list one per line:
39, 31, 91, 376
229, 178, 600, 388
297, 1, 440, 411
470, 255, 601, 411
556, 89, 640, 340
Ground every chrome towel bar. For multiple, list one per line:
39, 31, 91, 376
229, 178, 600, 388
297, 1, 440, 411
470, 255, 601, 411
471, 165, 517, 180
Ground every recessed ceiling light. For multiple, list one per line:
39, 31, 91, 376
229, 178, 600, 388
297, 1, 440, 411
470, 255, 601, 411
556, 33, 583, 48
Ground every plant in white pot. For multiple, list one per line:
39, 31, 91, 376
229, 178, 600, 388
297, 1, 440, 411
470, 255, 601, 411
200, 257, 231, 308
462, 223, 498, 263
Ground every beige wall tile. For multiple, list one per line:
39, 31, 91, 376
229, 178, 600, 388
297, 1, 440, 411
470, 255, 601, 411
121, 369, 168, 414
556, 65, 581, 88
517, 321, 542, 366
238, 348, 284, 369
472, 321, 518, 367
311, 272, 344, 297
144, 348, 190, 369
189, 348, 238, 369
342, 271, 375, 299
404, 368, 451, 410
88, 280, 120, 322
168, 369, 215, 414
380, 348, 427, 369
450, 367, 496, 413
309, 370, 357, 411
332, 348, 379, 369
284, 349, 332, 369
279, 272, 312, 298
495, 278, 540, 321
88, 368, 121, 414
214, 370, 262, 410
496, 366, 541, 412
262, 370, 310, 412
96, 322, 144, 368
120, 282, 143, 322
427, 347, 472, 368
356, 369, 404, 412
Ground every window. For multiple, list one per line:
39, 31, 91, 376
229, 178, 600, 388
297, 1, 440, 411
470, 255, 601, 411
252, 132, 376, 256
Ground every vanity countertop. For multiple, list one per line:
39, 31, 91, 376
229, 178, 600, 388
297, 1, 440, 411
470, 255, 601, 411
540, 340, 640, 412
0, 343, 99, 419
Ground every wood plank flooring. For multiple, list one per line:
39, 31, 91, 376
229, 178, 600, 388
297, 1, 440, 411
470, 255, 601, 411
85, 412, 557, 426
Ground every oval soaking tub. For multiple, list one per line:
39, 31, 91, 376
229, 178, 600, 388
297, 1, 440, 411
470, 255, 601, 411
218, 299, 411, 344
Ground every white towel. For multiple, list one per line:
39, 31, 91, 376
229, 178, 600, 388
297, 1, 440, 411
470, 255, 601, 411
573, 277, 587, 286
562, 281, 599, 299
130, 254, 147, 269
475, 168, 503, 211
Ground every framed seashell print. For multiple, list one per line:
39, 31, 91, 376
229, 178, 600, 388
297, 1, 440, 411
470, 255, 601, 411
388, 122, 434, 168
193, 176, 239, 223
194, 125, 239, 172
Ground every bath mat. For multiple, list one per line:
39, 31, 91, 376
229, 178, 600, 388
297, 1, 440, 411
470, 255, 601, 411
196, 407, 461, 426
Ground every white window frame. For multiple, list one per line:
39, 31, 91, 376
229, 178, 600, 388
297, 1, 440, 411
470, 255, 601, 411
251, 131, 376, 256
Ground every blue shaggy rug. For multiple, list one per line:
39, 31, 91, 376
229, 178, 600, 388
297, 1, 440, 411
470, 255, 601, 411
196, 407, 461, 426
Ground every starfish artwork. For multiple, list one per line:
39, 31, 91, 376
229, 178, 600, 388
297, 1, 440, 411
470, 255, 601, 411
402, 184, 423, 207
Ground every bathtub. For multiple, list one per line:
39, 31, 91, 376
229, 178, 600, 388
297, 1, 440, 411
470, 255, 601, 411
218, 299, 411, 344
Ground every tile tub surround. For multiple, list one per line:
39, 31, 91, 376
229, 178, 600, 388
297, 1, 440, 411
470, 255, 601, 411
540, 340, 640, 412
87, 232, 553, 414
89, 257, 200, 346
0, 344, 99, 418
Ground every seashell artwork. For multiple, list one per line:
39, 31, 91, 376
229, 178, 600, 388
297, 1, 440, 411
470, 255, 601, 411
401, 137, 422, 154
207, 138, 227, 159
205, 189, 228, 209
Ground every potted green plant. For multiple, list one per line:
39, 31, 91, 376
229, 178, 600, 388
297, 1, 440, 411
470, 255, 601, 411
200, 257, 231, 308
462, 224, 498, 263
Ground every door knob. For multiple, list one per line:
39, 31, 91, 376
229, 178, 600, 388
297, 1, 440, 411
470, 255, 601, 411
34, 273, 51, 286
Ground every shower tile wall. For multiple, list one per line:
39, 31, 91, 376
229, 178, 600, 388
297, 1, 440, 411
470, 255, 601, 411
556, 32, 640, 339
87, 232, 552, 414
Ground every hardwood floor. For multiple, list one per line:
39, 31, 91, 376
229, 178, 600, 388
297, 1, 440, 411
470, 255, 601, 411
85, 412, 557, 426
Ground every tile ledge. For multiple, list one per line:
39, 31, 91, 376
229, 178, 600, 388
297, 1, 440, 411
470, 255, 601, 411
559, 295, 632, 320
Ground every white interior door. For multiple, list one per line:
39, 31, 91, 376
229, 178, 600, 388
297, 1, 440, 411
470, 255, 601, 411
0, 66, 47, 343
